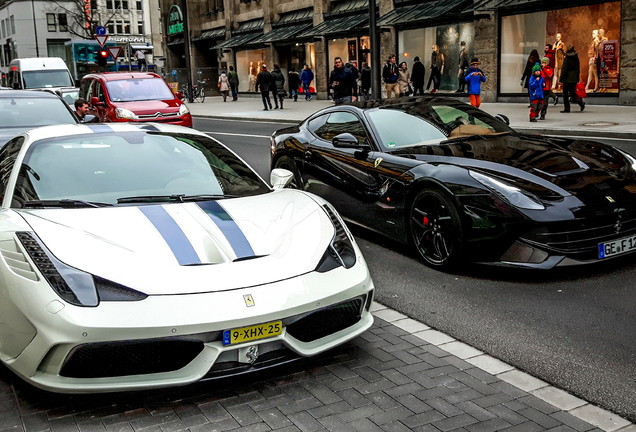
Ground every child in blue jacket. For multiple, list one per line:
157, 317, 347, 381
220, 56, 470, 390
528, 63, 545, 122
464, 58, 487, 108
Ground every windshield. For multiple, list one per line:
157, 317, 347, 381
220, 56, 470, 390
0, 97, 76, 128
106, 78, 175, 102
22, 70, 74, 89
366, 103, 514, 150
13, 132, 270, 207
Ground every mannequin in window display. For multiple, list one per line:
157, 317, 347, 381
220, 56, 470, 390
585, 29, 600, 93
248, 63, 258, 92
552, 33, 566, 90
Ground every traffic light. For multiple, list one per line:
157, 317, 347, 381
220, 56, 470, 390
96, 49, 109, 67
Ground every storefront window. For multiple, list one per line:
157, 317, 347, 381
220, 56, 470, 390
500, 2, 621, 94
236, 49, 265, 92
328, 37, 368, 71
398, 23, 475, 92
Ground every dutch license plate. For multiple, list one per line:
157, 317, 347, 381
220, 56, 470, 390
222, 320, 283, 346
598, 235, 636, 259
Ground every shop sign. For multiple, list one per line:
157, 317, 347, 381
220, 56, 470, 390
600, 40, 619, 91
167, 5, 184, 36
109, 36, 147, 43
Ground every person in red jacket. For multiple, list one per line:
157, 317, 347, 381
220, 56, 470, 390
539, 57, 554, 120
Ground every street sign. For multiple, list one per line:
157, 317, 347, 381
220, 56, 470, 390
95, 25, 107, 35
107, 46, 122, 60
95, 34, 109, 47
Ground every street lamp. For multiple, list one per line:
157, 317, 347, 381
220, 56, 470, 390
31, 0, 40, 57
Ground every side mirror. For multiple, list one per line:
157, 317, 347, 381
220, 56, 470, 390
495, 114, 510, 125
81, 114, 97, 123
91, 96, 104, 106
333, 133, 363, 148
270, 168, 294, 190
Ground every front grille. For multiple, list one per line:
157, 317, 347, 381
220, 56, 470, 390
136, 112, 180, 119
523, 210, 636, 259
286, 298, 364, 342
60, 339, 204, 378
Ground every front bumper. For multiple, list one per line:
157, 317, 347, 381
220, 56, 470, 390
3, 262, 373, 393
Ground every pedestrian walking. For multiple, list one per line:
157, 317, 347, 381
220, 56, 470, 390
271, 64, 286, 109
382, 54, 400, 98
288, 68, 300, 102
539, 57, 554, 120
217, 70, 230, 102
426, 44, 444, 93
227, 65, 239, 101
329, 56, 356, 105
300, 64, 314, 100
457, 41, 469, 92
559, 44, 585, 113
528, 64, 545, 122
411, 56, 425, 96
135, 49, 147, 71
359, 62, 371, 101
398, 61, 411, 96
256, 64, 273, 110
345, 63, 359, 98
464, 58, 486, 108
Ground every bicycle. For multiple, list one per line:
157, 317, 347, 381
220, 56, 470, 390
181, 80, 206, 103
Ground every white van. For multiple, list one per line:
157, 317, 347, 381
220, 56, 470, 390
7, 57, 75, 90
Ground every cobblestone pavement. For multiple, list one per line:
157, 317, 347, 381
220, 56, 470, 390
1, 303, 632, 432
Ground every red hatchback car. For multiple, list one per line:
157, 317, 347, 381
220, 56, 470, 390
79, 72, 192, 127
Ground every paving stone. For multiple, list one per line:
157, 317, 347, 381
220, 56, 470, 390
443, 357, 475, 372
21, 412, 49, 432
278, 384, 313, 402
77, 419, 107, 432
49, 416, 80, 432
489, 382, 531, 399
397, 361, 435, 376
498, 421, 544, 432
324, 365, 358, 381
544, 426, 577, 432
496, 371, 548, 393
414, 330, 456, 346
350, 417, 385, 432
153, 413, 209, 432
401, 410, 447, 429
232, 423, 271, 432
365, 392, 401, 411
338, 404, 381, 422
249, 394, 295, 412
287, 412, 324, 432
336, 389, 372, 409
256, 408, 292, 430
432, 414, 479, 431
373, 309, 408, 323
325, 377, 368, 393
424, 366, 462, 379
129, 412, 180, 429
395, 394, 433, 414
443, 389, 484, 404
392, 350, 423, 365
550, 411, 598, 432
104, 423, 134, 432
356, 378, 396, 395
516, 396, 560, 415
381, 420, 418, 432
368, 407, 416, 426
317, 414, 357, 432
278, 397, 323, 416
352, 366, 384, 383
308, 402, 352, 419
414, 386, 456, 402
456, 402, 497, 422
227, 405, 262, 427
426, 398, 465, 417
191, 417, 240, 430
300, 384, 342, 405
465, 356, 514, 375
466, 418, 513, 432
438, 342, 484, 360
380, 369, 413, 386
392, 318, 431, 334
486, 405, 529, 426
462, 369, 501, 386
370, 359, 408, 372
384, 382, 424, 398
471, 393, 515, 408
568, 404, 632, 431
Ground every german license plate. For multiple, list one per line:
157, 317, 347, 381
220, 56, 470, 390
598, 235, 636, 258
222, 321, 283, 346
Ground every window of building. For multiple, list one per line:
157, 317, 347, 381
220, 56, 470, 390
0, 45, 4, 67
47, 39, 68, 58
236, 49, 265, 92
10, 16, 15, 35
47, 14, 57, 32
136, 1, 142, 10
1, 20, 5, 39
107, 0, 128, 9
91, 0, 98, 9
137, 22, 144, 34
500, 1, 621, 94
58, 14, 68, 31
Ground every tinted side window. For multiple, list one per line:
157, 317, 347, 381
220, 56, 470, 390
0, 136, 24, 205
307, 114, 328, 136
314, 112, 368, 145
79, 79, 92, 99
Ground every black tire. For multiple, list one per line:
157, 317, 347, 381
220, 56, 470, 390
273, 156, 303, 189
408, 188, 465, 268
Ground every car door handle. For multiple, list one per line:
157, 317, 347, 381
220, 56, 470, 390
304, 150, 312, 160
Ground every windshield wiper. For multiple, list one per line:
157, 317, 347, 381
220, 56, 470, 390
117, 194, 237, 204
23, 199, 113, 208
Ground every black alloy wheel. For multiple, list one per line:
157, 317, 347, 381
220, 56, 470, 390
409, 188, 464, 268
274, 156, 303, 189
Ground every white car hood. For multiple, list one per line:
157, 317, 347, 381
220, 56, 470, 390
17, 191, 335, 295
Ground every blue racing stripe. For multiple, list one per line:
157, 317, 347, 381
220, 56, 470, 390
139, 205, 201, 265
197, 201, 255, 259
85, 123, 114, 133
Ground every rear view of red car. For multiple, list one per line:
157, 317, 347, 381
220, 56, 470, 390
79, 72, 192, 127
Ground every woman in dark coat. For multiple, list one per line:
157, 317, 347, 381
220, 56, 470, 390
521, 49, 541, 89
559, 45, 585, 113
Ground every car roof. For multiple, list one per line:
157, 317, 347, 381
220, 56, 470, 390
82, 72, 162, 82
0, 90, 61, 98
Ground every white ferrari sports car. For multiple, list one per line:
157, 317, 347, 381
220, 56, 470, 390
0, 123, 374, 393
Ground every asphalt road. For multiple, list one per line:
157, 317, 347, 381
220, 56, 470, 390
193, 116, 636, 422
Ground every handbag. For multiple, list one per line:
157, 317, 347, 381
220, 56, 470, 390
279, 89, 288, 98
575, 81, 587, 99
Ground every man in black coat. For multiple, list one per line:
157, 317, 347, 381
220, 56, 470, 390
256, 65, 273, 110
329, 57, 356, 105
411, 56, 425, 96
359, 62, 371, 101
559, 45, 585, 113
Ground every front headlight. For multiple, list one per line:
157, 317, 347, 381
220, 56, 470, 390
115, 107, 137, 119
470, 171, 545, 210
315, 205, 357, 272
179, 103, 190, 115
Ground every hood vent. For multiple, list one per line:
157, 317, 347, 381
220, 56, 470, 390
0, 239, 39, 281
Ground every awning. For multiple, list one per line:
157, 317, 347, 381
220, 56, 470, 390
249, 23, 313, 44
211, 32, 261, 49
462, 0, 598, 13
129, 43, 154, 50
276, 8, 313, 25
378, 0, 471, 26
297, 14, 368, 38
167, 38, 184, 46
233, 18, 264, 34
193, 27, 226, 41
330, 0, 369, 14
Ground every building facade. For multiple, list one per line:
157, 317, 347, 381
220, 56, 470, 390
162, 0, 636, 104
